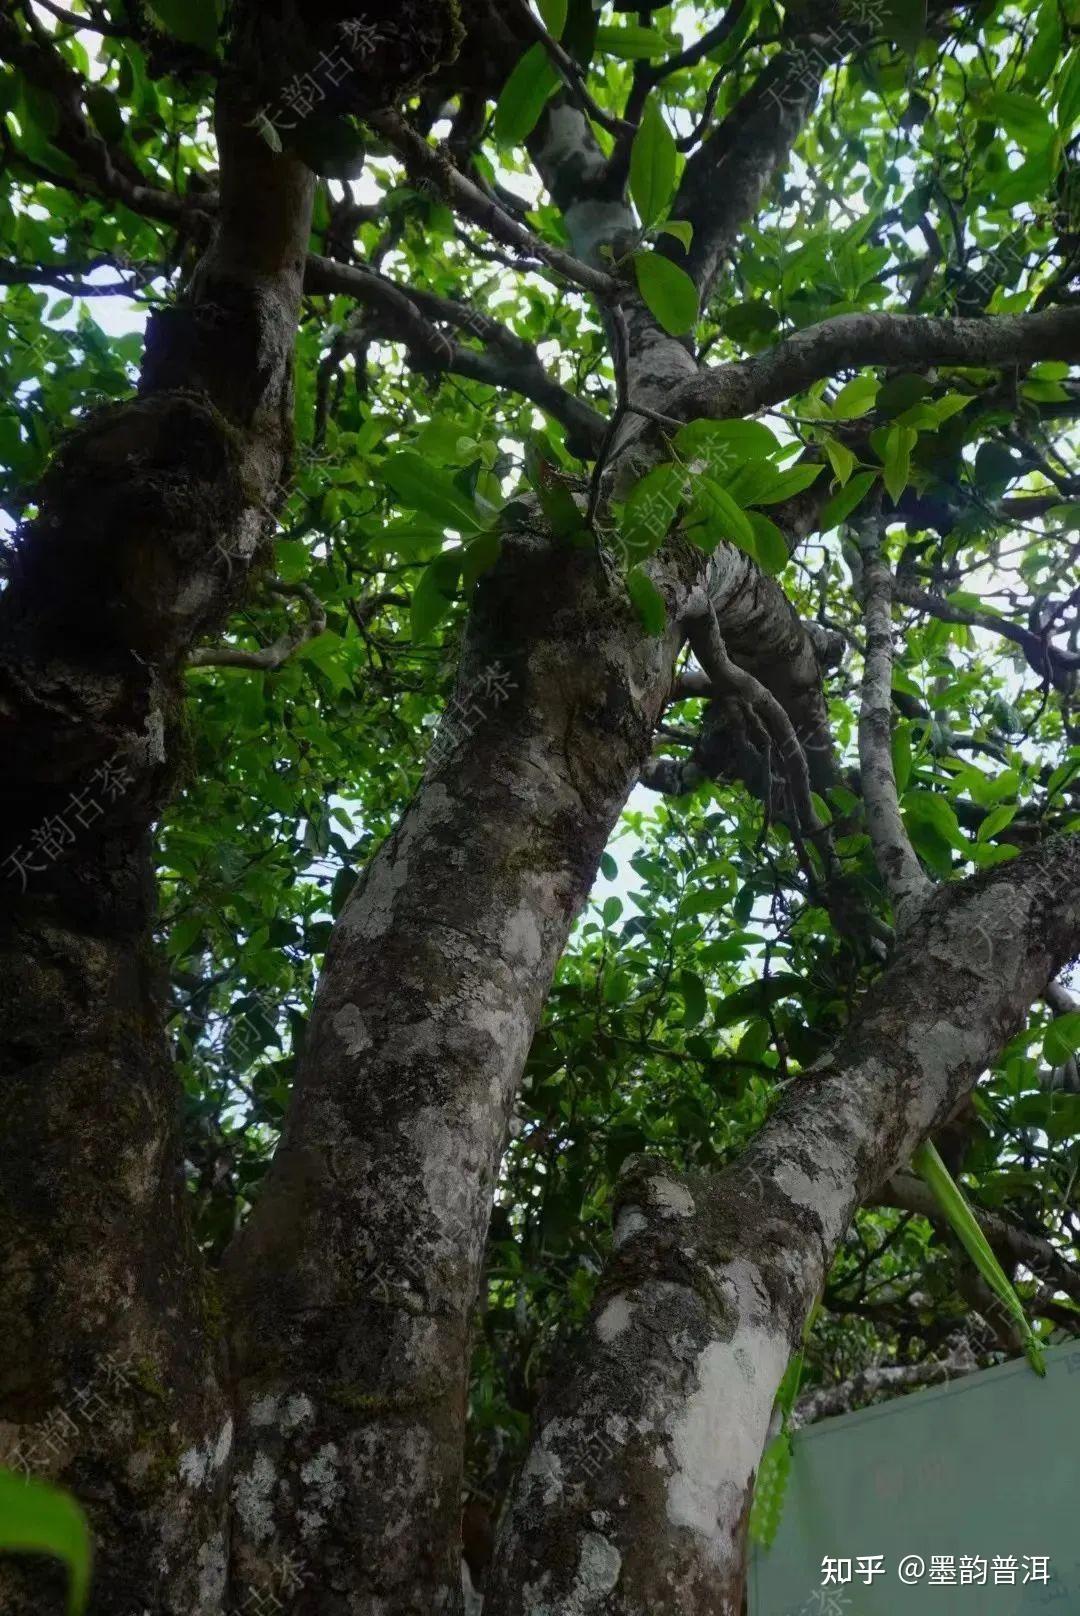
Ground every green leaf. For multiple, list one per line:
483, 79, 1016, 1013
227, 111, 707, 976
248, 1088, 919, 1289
626, 567, 667, 635
619, 463, 684, 563
891, 723, 913, 794
1044, 1011, 1080, 1067
903, 788, 965, 849
882, 424, 917, 504
747, 511, 789, 576
912, 1140, 1045, 1377
657, 219, 693, 251
1023, 0, 1061, 92
823, 436, 857, 486
383, 452, 483, 532
882, 0, 927, 53
675, 418, 780, 477
0, 1469, 91, 1615
831, 374, 879, 420
750, 463, 824, 506
630, 100, 678, 230
929, 392, 975, 424
537, 0, 568, 38
982, 90, 1056, 153
726, 459, 790, 506
976, 803, 1017, 843
411, 551, 462, 643
532, 469, 584, 540
602, 895, 623, 926
461, 529, 502, 589
85, 86, 125, 145
1058, 51, 1080, 134
145, 0, 217, 53
594, 24, 670, 58
680, 969, 707, 1028
563, 0, 598, 65
493, 43, 562, 146
818, 470, 877, 532
691, 477, 757, 553
633, 252, 699, 336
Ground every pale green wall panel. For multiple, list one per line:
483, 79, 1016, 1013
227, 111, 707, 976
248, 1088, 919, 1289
750, 1343, 1080, 1614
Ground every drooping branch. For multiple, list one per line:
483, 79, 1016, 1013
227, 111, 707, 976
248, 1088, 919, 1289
303, 253, 607, 453
895, 580, 1080, 690
685, 592, 839, 878
367, 110, 617, 298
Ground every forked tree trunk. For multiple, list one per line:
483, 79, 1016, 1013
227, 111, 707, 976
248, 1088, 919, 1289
486, 836, 1080, 1615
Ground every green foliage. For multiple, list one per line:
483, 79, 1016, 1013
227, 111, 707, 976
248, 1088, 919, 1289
0, 1470, 91, 1614
494, 44, 561, 145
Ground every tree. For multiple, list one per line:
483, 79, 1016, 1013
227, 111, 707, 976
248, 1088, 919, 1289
1, 0, 1079, 1610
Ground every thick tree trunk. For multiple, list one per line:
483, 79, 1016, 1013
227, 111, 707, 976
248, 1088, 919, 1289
0, 101, 313, 1615
487, 836, 1080, 1615
0, 7, 461, 1610
222, 522, 697, 1611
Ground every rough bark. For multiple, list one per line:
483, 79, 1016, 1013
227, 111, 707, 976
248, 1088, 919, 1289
0, 78, 313, 1616
221, 522, 701, 1612
674, 308, 1080, 424
487, 835, 1080, 1616
0, 5, 461, 1611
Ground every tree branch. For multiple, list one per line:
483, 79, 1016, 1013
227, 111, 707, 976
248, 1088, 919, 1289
367, 111, 616, 299
490, 834, 1080, 1612
857, 530, 933, 925
302, 253, 607, 453
684, 592, 839, 879
188, 580, 327, 671
895, 580, 1080, 690
877, 1173, 1080, 1309
792, 1347, 980, 1427
674, 307, 1080, 423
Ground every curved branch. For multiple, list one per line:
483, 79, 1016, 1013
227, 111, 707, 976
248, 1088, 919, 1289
303, 253, 607, 452
188, 580, 327, 671
895, 580, 1080, 690
684, 593, 838, 878
675, 307, 1080, 423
